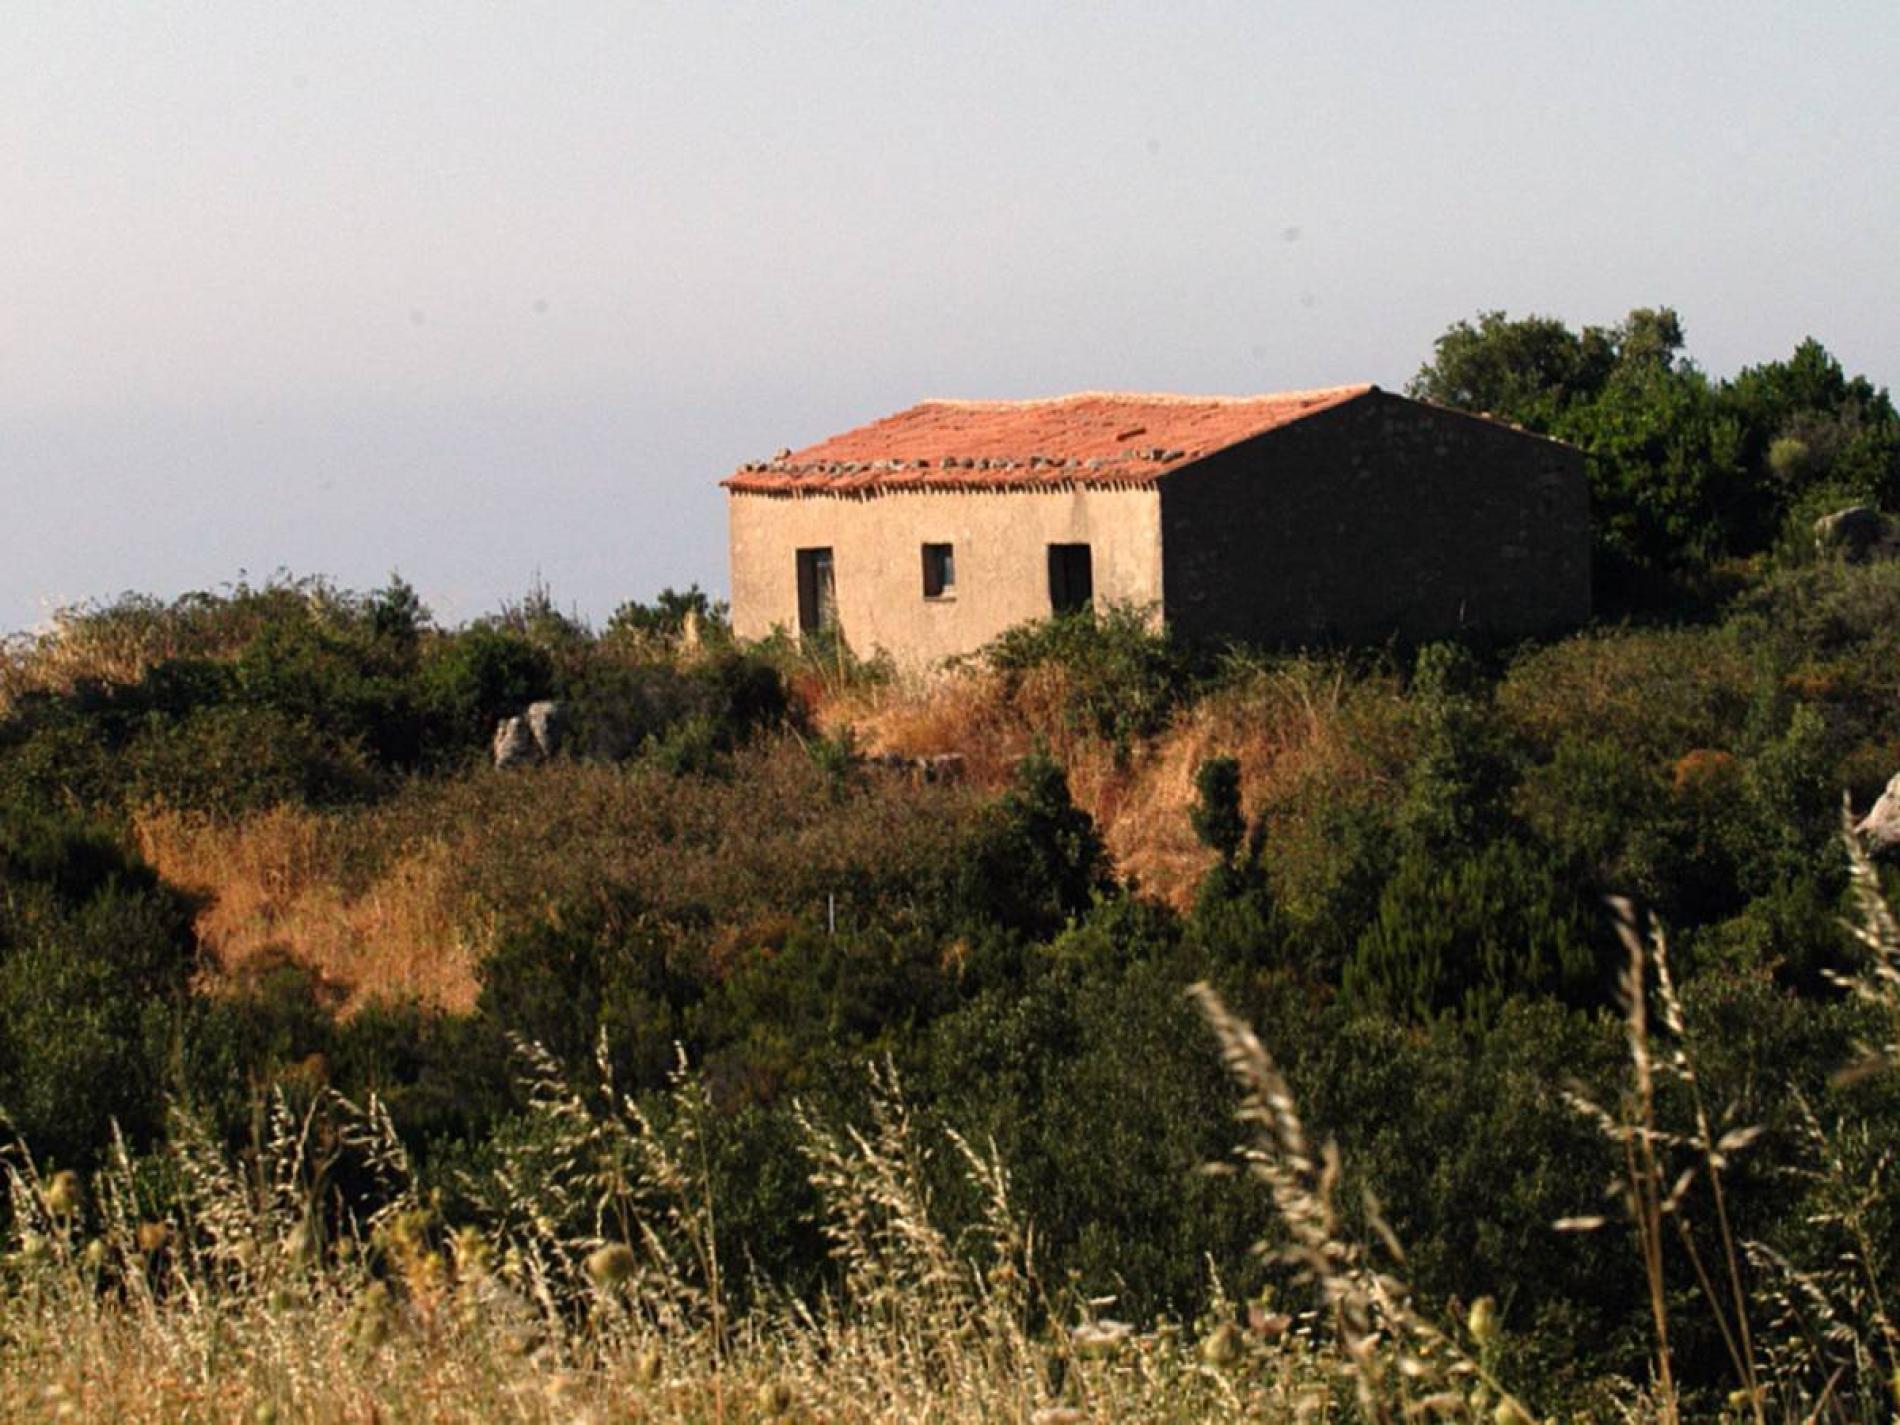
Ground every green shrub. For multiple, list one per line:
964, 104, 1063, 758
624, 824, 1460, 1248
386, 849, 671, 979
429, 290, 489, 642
232, 608, 422, 770
475, 894, 693, 1092
981, 604, 1194, 755
1342, 837, 1605, 1022
418, 625, 556, 759
923, 924, 1262, 1315
1186, 756, 1280, 968
1395, 642, 1518, 860
0, 812, 198, 1166
568, 649, 794, 768
941, 753, 1111, 938
604, 584, 731, 644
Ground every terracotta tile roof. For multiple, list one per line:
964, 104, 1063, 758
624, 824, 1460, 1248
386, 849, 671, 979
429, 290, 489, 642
722, 385, 1378, 494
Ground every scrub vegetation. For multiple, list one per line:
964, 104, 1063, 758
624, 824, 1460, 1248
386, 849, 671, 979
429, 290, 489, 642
3, 311, 1900, 1420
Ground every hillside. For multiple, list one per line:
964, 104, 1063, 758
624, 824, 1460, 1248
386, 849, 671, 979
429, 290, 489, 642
3, 311, 1900, 1420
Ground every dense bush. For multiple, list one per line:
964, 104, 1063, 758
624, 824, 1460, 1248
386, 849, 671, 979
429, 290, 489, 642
980, 603, 1196, 755
1343, 837, 1605, 1020
0, 810, 198, 1166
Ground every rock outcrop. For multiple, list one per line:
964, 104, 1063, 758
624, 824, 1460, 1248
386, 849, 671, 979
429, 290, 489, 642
1858, 772, 1900, 858
526, 700, 570, 758
1814, 505, 1888, 562
492, 716, 538, 769
492, 699, 570, 769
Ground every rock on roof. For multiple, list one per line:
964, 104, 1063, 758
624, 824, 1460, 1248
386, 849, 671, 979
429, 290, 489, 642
723, 385, 1378, 494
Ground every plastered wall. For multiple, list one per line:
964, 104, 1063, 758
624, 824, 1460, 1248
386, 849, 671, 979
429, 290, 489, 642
728, 484, 1163, 664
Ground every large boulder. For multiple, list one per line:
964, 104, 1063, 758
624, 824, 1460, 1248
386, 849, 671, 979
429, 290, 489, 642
492, 700, 571, 769
526, 700, 570, 759
1814, 505, 1886, 562
492, 715, 539, 769
1857, 773, 1900, 858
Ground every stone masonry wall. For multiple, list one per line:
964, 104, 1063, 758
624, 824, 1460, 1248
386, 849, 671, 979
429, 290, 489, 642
1159, 392, 1589, 646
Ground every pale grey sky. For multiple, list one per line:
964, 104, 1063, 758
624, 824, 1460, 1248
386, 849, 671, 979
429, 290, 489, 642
5, 1, 1897, 632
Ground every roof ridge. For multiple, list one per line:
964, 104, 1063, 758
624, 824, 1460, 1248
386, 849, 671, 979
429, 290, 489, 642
915, 384, 1376, 410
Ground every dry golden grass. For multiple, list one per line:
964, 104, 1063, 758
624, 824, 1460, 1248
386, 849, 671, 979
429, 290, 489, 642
1101, 662, 1410, 907
135, 805, 486, 1016
819, 664, 1037, 787
826, 658, 1411, 909
0, 612, 190, 717
0, 1055, 1337, 1424
0, 584, 339, 717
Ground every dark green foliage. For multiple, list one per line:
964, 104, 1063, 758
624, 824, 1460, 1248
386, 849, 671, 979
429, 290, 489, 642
925, 907, 1261, 1314
476, 894, 693, 1092
1293, 1000, 1638, 1396
1516, 734, 1735, 927
367, 573, 428, 649
605, 584, 731, 643
982, 604, 1194, 755
1187, 756, 1279, 967
561, 647, 793, 767
1397, 642, 1517, 860
0, 810, 198, 1166
1726, 338, 1900, 520
1190, 756, 1246, 862
1342, 837, 1605, 1022
1409, 308, 1620, 426
418, 624, 555, 757
0, 656, 381, 815
944, 753, 1111, 938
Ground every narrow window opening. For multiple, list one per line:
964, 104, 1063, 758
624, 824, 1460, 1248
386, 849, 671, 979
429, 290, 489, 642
922, 543, 956, 599
1047, 543, 1093, 614
796, 547, 837, 634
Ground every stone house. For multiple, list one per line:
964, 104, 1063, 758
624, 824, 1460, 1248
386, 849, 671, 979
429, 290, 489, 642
723, 385, 1588, 663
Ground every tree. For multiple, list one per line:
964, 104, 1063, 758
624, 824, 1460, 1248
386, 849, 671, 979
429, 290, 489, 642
606, 585, 732, 643
1408, 308, 1900, 606
1722, 338, 1900, 531
1407, 310, 1617, 427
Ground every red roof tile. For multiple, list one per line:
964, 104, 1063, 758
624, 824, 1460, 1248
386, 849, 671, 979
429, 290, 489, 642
722, 385, 1377, 494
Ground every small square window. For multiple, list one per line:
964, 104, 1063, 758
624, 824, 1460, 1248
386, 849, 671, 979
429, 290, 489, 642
922, 543, 956, 598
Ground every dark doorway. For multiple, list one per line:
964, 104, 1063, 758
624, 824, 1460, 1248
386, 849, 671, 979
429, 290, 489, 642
1047, 543, 1093, 614
796, 547, 837, 634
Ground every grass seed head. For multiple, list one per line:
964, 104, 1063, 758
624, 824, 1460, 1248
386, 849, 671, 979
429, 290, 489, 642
353, 1281, 394, 1353
585, 1242, 637, 1289
756, 1378, 795, 1417
1200, 1321, 1242, 1369
1467, 1295, 1499, 1348
44, 1170, 81, 1218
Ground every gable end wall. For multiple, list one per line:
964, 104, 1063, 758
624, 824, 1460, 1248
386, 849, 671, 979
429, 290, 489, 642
1159, 393, 1589, 645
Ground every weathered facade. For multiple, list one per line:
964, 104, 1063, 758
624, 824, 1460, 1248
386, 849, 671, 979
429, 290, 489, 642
724, 386, 1587, 662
